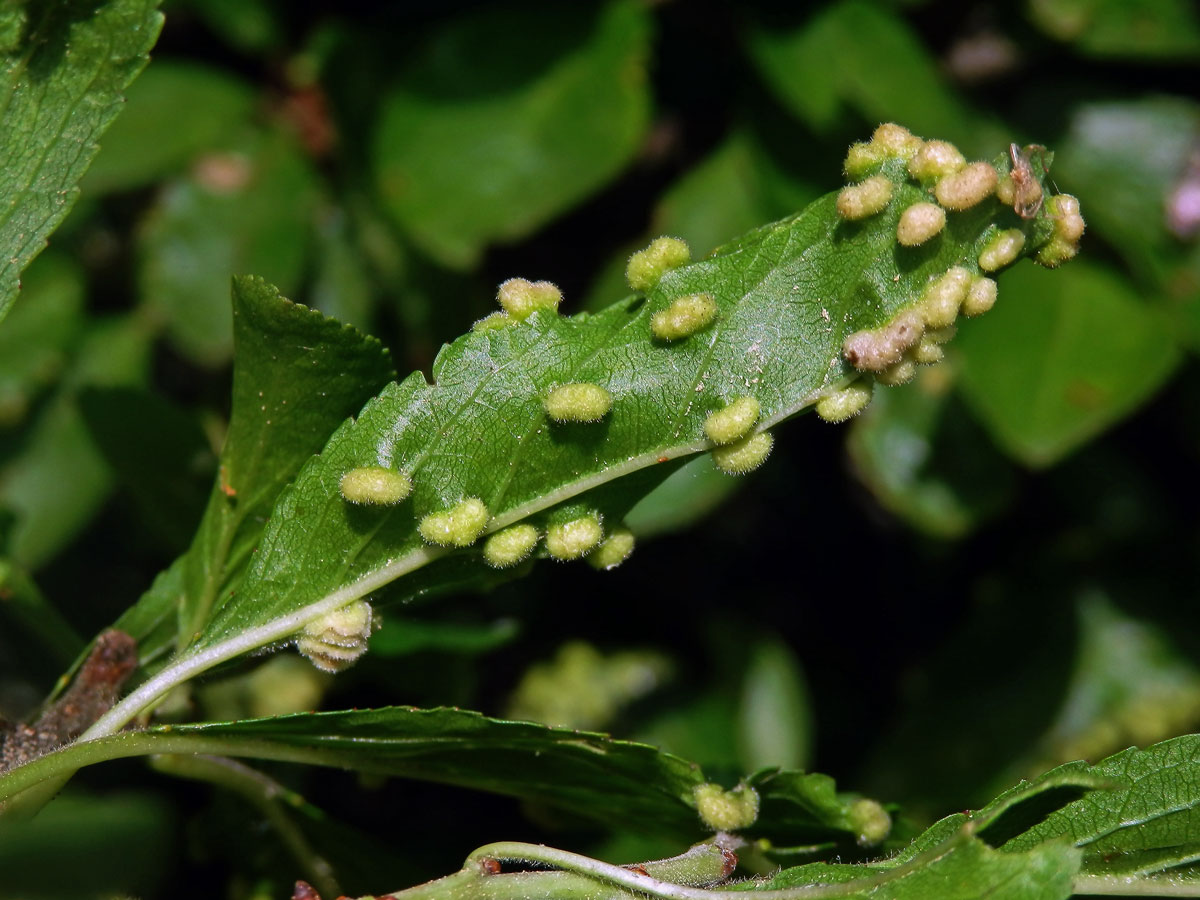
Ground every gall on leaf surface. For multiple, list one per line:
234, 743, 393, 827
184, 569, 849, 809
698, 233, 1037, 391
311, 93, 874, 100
87, 125, 1076, 739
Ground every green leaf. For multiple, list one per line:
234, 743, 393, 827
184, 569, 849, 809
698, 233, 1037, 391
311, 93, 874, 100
957, 260, 1180, 467
370, 615, 519, 657
137, 129, 322, 365
847, 366, 1016, 538
82, 59, 256, 195
0, 252, 85, 428
0, 791, 176, 899
1013, 594, 1200, 782
999, 735, 1200, 879
1027, 0, 1200, 58
84, 129, 1076, 742
737, 638, 812, 773
177, 276, 395, 644
1054, 98, 1200, 349
741, 835, 1079, 900
78, 387, 212, 553
0, 706, 875, 846
0, 556, 84, 670
0, 0, 163, 324
747, 2, 984, 149
0, 315, 151, 567
373, 0, 651, 268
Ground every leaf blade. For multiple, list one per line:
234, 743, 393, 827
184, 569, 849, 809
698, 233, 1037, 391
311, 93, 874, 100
0, 0, 163, 322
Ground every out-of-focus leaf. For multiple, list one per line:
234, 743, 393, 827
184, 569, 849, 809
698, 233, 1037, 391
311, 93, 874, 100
0, 557, 84, 669
624, 455, 735, 538
176, 0, 283, 53
0, 791, 175, 899
848, 368, 1016, 538
1027, 0, 1200, 58
506, 640, 670, 731
636, 691, 742, 774
82, 60, 256, 195
1055, 98, 1200, 347
957, 260, 1180, 468
737, 637, 811, 772
862, 584, 1076, 818
137, 130, 321, 365
0, 0, 162, 323
0, 253, 84, 428
310, 204, 376, 332
1014, 594, 1200, 780
371, 616, 519, 657
78, 387, 212, 553
0, 316, 150, 567
747, 1, 987, 151
175, 276, 395, 646
373, 0, 651, 268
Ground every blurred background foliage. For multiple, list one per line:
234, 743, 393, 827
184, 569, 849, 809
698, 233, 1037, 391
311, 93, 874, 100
2, 0, 1200, 897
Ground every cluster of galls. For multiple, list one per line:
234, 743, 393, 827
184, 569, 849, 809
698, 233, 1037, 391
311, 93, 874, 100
831, 123, 1084, 406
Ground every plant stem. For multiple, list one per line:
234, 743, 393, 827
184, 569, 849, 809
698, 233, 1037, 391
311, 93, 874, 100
149, 753, 340, 899
1073, 875, 1200, 897
377, 829, 973, 900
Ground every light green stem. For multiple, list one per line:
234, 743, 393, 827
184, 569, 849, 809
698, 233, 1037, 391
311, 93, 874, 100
149, 753, 339, 899
375, 829, 973, 900
1072, 875, 1200, 897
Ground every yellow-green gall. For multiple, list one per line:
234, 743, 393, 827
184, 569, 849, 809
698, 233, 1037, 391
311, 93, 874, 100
849, 798, 892, 847
907, 140, 966, 182
962, 276, 998, 316
816, 381, 874, 423
296, 599, 374, 673
910, 332, 946, 365
875, 358, 918, 386
339, 467, 413, 506
978, 228, 1026, 271
871, 123, 922, 157
933, 161, 998, 210
897, 202, 946, 246
651, 293, 718, 341
693, 782, 760, 832
483, 523, 539, 568
588, 526, 635, 571
836, 175, 893, 221
996, 174, 1016, 207
546, 514, 604, 560
712, 431, 773, 475
1050, 194, 1086, 242
844, 140, 885, 180
626, 236, 691, 293
472, 311, 513, 333
919, 267, 971, 328
704, 396, 760, 445
844, 124, 921, 179
1036, 194, 1085, 268
419, 497, 490, 547
544, 382, 612, 423
497, 278, 561, 321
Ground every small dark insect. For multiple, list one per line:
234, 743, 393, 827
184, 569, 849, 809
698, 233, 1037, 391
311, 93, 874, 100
1008, 143, 1048, 219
